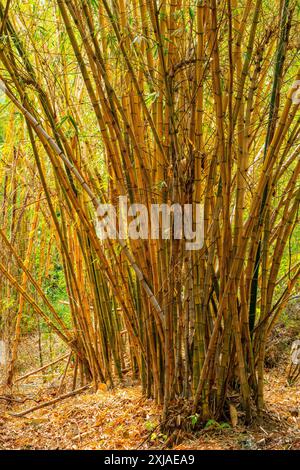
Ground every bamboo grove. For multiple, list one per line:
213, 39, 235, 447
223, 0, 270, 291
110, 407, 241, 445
0, 0, 299, 424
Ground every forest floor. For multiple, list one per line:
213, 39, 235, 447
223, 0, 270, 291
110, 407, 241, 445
0, 324, 299, 450
0, 365, 299, 450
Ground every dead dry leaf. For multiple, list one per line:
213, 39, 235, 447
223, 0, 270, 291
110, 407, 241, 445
229, 403, 238, 428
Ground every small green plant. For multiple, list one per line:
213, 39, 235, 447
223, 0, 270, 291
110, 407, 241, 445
219, 422, 231, 429
144, 420, 156, 432
188, 413, 199, 427
150, 432, 167, 442
204, 419, 231, 430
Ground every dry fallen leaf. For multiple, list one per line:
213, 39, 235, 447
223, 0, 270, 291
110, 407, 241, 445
229, 403, 238, 428
97, 383, 108, 393
25, 417, 48, 425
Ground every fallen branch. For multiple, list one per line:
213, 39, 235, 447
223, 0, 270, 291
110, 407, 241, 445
0, 395, 39, 404
9, 384, 90, 417
14, 353, 70, 383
